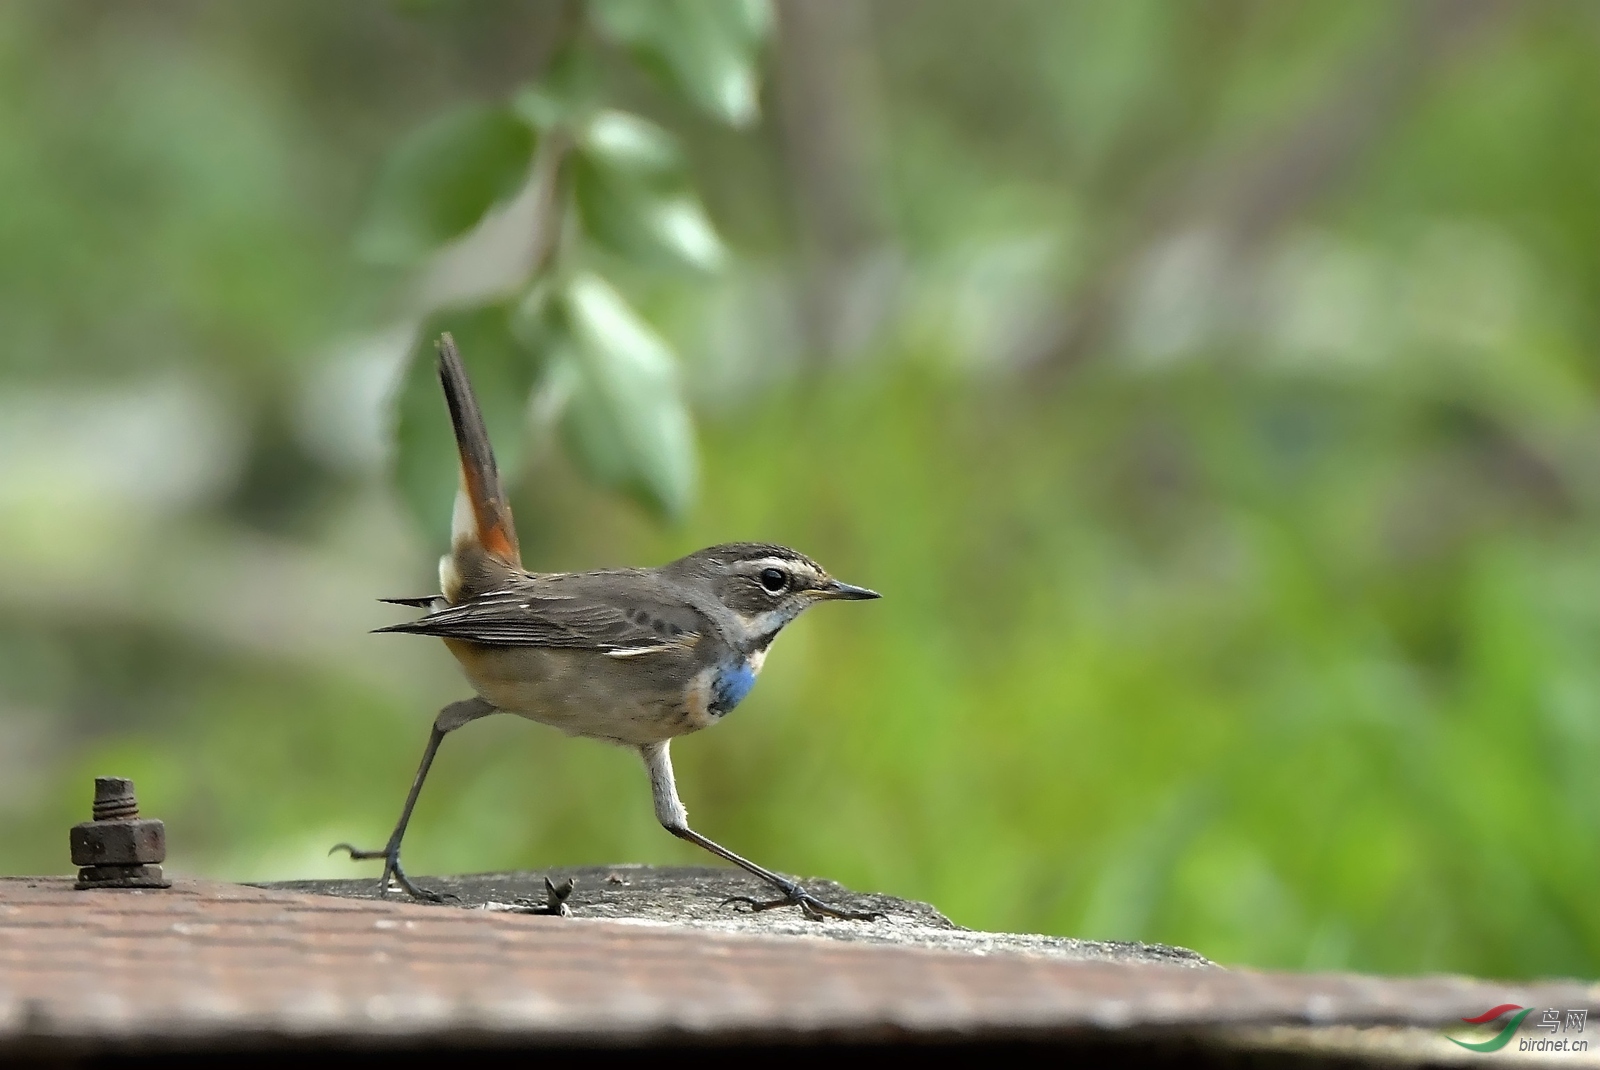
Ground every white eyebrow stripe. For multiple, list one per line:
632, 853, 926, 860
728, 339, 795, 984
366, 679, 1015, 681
747, 556, 820, 578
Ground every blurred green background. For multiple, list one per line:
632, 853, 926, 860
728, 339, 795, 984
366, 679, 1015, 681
3, 0, 1598, 981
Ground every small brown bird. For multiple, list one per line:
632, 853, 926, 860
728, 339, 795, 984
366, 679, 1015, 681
334, 334, 882, 920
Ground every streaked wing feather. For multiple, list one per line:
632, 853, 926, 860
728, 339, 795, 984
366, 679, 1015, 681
376, 586, 702, 651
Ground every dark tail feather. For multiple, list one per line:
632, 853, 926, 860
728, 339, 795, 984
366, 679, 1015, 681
378, 596, 441, 608
437, 333, 521, 567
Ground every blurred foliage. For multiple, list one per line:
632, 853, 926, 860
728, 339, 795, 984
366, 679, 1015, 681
356, 102, 535, 266
2, 0, 1600, 984
368, 0, 757, 524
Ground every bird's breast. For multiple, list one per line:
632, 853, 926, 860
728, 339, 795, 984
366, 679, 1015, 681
695, 649, 768, 721
711, 662, 757, 716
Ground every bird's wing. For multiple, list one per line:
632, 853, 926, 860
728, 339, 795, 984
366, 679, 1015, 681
376, 581, 704, 653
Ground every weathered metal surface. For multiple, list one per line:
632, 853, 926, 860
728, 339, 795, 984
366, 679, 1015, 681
263, 866, 1213, 965
87, 778, 140, 822
68, 823, 166, 868
0, 875, 1595, 1061
68, 777, 168, 890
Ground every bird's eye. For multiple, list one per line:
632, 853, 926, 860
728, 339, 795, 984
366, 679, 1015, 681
758, 568, 788, 594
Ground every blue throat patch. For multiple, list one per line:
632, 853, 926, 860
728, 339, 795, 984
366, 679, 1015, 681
709, 660, 758, 716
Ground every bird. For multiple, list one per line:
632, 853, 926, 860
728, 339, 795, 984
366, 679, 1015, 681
332, 333, 882, 921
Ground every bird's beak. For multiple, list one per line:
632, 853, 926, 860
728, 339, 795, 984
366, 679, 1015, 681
820, 579, 881, 601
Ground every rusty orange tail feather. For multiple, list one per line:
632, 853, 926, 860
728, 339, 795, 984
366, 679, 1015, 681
436, 333, 521, 568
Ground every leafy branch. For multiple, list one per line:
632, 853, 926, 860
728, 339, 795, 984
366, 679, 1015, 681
360, 0, 771, 548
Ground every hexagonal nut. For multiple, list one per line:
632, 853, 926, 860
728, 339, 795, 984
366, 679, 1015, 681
69, 818, 166, 867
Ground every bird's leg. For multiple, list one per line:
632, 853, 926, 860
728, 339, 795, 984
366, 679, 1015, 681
640, 742, 883, 922
329, 724, 448, 902
670, 825, 885, 921
331, 697, 495, 903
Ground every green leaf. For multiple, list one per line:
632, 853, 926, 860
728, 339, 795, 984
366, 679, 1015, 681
558, 273, 697, 518
393, 303, 542, 549
357, 104, 536, 266
582, 110, 685, 180
587, 0, 771, 128
572, 147, 726, 272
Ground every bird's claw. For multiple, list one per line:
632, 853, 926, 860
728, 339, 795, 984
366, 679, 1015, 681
510, 876, 576, 916
328, 841, 456, 904
722, 886, 884, 922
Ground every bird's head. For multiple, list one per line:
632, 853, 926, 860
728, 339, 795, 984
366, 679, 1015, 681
664, 542, 879, 646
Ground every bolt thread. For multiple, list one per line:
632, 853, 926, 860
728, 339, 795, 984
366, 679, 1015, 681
92, 777, 138, 821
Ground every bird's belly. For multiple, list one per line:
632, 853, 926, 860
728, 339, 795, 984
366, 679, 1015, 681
446, 642, 705, 746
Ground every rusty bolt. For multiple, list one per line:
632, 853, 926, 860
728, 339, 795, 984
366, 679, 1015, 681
71, 777, 170, 890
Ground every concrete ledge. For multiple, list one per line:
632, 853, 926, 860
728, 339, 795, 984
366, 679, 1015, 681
262, 865, 1213, 966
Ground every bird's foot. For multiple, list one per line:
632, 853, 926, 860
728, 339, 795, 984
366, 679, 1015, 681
723, 878, 884, 922
508, 876, 576, 917
328, 841, 457, 904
